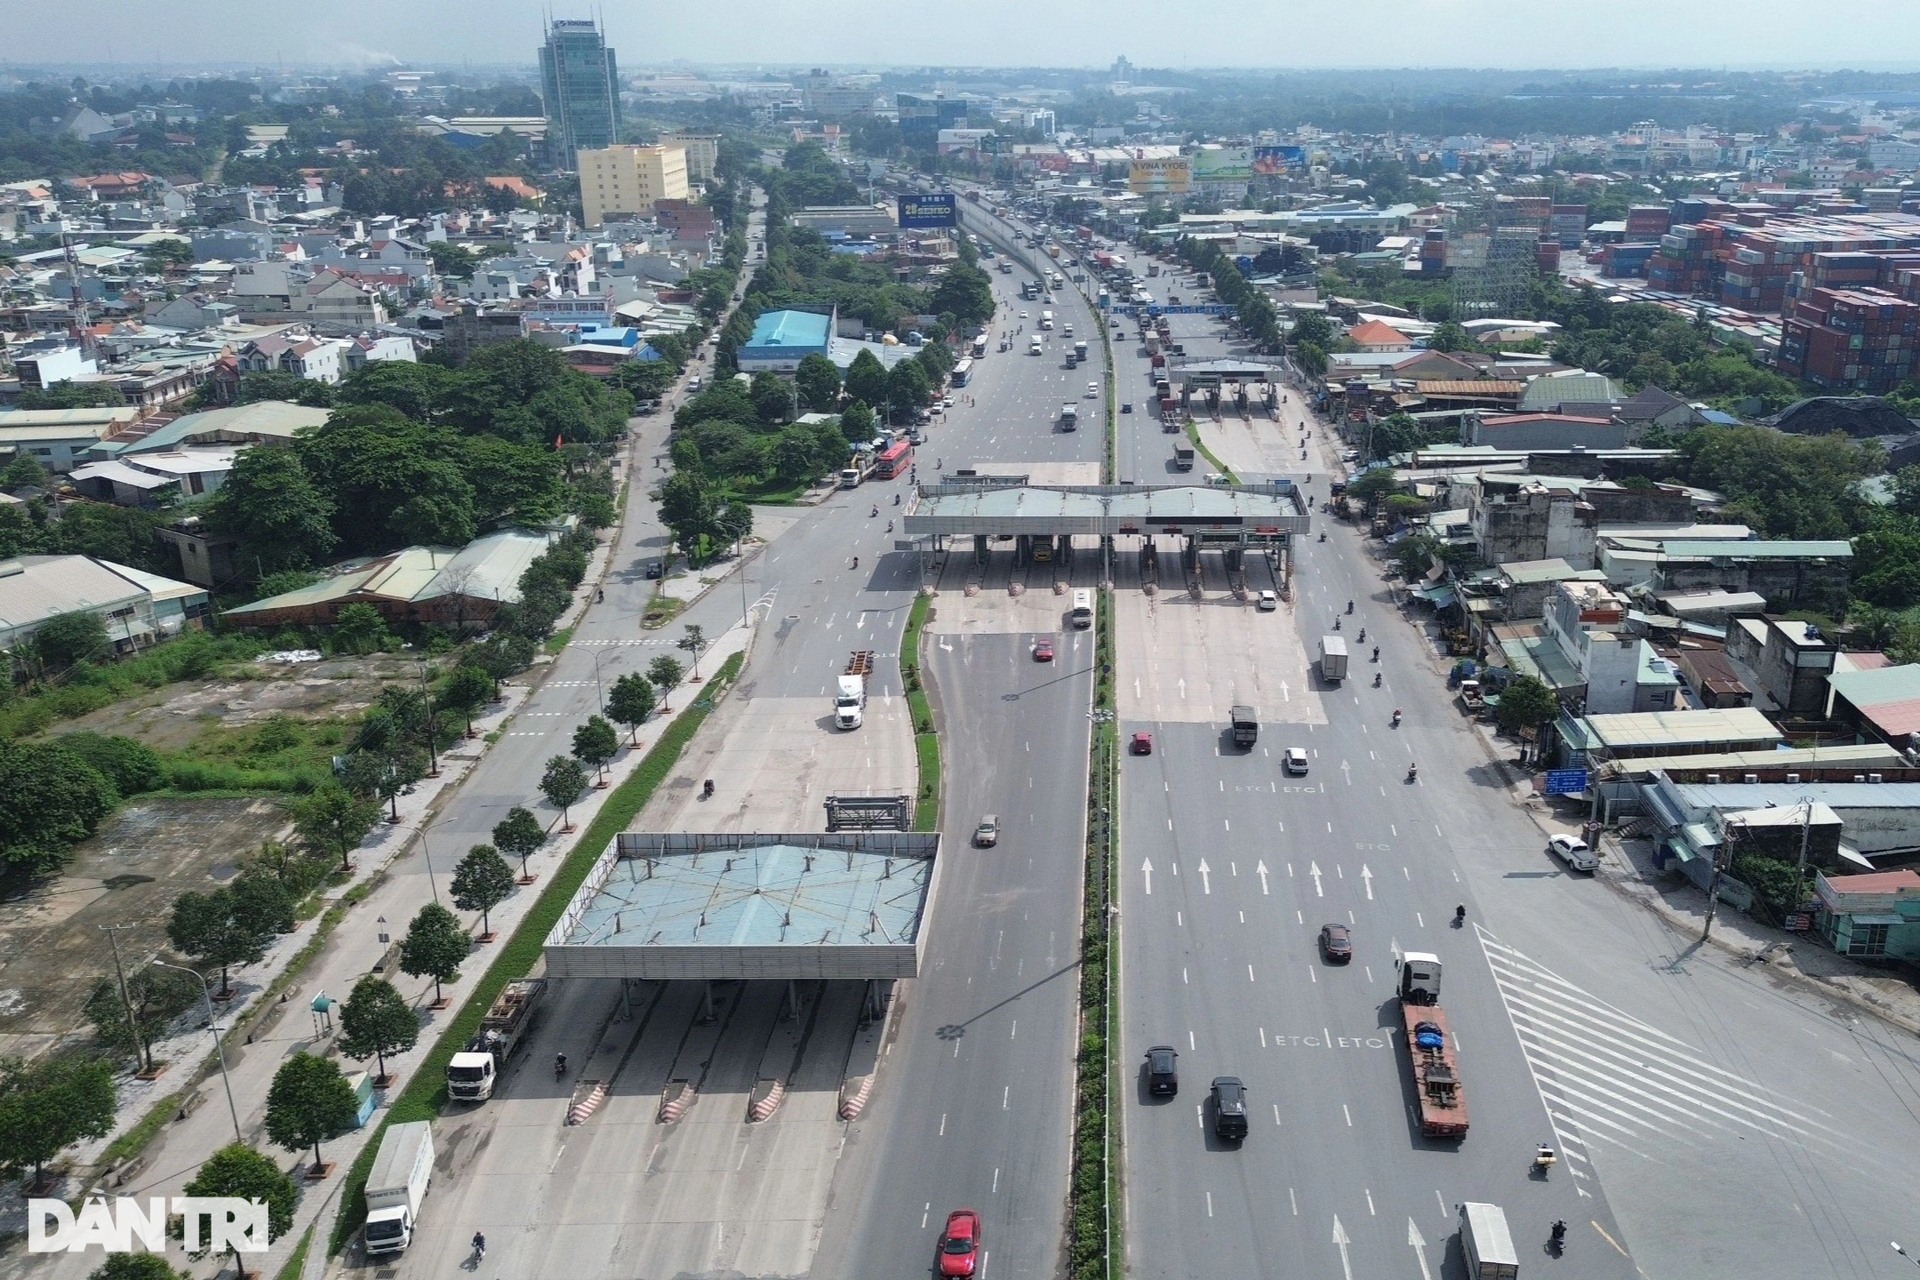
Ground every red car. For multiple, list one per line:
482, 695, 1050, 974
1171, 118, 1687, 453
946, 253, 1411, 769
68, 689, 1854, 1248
1033, 637, 1054, 662
939, 1208, 982, 1276
1130, 731, 1153, 755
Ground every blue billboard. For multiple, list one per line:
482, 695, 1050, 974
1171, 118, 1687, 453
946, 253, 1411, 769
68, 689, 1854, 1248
897, 192, 958, 229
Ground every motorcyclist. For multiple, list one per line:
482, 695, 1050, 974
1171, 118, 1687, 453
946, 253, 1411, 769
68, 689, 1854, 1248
1407, 763, 1418, 782
1550, 1220, 1567, 1245
1318, 532, 1327, 542
886, 520, 893, 532
1392, 708, 1402, 726
473, 1231, 487, 1259
1372, 646, 1380, 661
871, 505, 878, 517
1454, 904, 1465, 924
555, 1052, 567, 1076
1358, 627, 1366, 643
1333, 617, 1341, 630
1373, 672, 1382, 687
893, 492, 901, 505
850, 556, 859, 569
1346, 600, 1354, 614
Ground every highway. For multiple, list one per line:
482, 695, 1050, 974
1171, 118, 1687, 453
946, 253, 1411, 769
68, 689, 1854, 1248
1101, 245, 1920, 1279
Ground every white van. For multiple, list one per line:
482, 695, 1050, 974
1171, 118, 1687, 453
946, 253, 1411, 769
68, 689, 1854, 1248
1069, 589, 1094, 629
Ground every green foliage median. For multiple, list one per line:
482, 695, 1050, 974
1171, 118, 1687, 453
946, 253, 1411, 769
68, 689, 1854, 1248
328, 652, 742, 1256
900, 593, 940, 831
1069, 589, 1118, 1280
1185, 420, 1237, 484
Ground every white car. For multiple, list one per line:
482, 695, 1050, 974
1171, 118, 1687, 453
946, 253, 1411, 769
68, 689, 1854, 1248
1283, 747, 1309, 775
1256, 590, 1278, 611
940, 396, 954, 408
1019, 310, 1029, 319
1086, 382, 1100, 398
1547, 833, 1600, 873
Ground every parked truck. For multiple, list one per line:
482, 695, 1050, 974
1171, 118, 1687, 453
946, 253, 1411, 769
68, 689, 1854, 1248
1172, 444, 1195, 471
1230, 705, 1258, 748
1398, 952, 1469, 1138
446, 977, 546, 1103
363, 1122, 434, 1256
1459, 1202, 1519, 1278
1319, 635, 1349, 683
836, 651, 873, 729
839, 451, 877, 488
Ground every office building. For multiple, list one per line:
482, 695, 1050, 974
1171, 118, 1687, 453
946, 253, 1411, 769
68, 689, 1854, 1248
578, 144, 689, 227
539, 18, 620, 163
661, 129, 721, 184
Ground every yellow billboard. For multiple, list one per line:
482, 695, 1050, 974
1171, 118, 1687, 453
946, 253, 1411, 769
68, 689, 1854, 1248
1128, 157, 1190, 195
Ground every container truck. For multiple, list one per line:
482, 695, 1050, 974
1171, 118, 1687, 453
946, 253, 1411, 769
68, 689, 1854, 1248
446, 978, 546, 1102
835, 652, 873, 729
1398, 953, 1469, 1139
363, 1122, 434, 1256
1319, 636, 1349, 683
1459, 1202, 1519, 1278
1230, 705, 1258, 748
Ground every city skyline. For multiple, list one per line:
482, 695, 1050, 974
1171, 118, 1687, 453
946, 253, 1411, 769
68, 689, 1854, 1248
10, 0, 1920, 73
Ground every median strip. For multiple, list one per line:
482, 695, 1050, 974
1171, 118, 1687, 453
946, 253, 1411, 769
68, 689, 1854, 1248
900, 592, 940, 832
1069, 588, 1118, 1280
328, 651, 743, 1256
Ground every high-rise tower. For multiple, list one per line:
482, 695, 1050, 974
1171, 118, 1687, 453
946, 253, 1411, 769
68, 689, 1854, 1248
539, 17, 620, 166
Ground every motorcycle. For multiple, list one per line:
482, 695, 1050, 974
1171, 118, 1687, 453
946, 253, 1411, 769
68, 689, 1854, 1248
1318, 532, 1327, 543
1391, 709, 1402, 727
554, 1054, 567, 1079
595, 588, 604, 603
1373, 673, 1382, 688
701, 779, 715, 800
1406, 763, 1418, 783
1346, 600, 1355, 614
870, 506, 878, 517
1535, 1145, 1558, 1177
1453, 904, 1465, 926
850, 556, 859, 570
893, 492, 901, 505
1333, 618, 1341, 631
1549, 1220, 1567, 1254
1358, 628, 1366, 643
472, 1233, 487, 1263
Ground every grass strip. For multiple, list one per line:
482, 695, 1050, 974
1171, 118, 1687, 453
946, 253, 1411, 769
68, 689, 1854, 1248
1067, 588, 1118, 1280
274, 1224, 314, 1280
1185, 419, 1238, 484
328, 651, 743, 1256
543, 627, 575, 655
899, 593, 940, 832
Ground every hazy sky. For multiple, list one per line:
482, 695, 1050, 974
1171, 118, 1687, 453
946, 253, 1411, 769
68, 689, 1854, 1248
11, 0, 1920, 72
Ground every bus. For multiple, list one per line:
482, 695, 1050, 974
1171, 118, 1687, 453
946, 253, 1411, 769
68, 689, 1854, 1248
950, 357, 975, 387
875, 439, 912, 479
970, 335, 988, 359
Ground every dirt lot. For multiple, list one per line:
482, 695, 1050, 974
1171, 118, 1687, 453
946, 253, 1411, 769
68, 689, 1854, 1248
52, 650, 427, 755
0, 798, 292, 1062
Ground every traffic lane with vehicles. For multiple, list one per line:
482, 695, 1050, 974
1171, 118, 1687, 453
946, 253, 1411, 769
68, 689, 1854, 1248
1116, 709, 1633, 1280
1288, 516, 1920, 1277
813, 625, 1095, 1280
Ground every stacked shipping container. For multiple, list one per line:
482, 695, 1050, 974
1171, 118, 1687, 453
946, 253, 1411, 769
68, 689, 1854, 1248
1777, 286, 1920, 392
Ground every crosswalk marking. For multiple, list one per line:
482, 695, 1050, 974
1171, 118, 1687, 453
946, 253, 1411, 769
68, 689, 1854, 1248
1477, 931, 1846, 1192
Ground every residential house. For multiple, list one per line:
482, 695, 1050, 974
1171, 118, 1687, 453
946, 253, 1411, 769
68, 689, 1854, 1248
1652, 540, 1854, 616
1825, 664, 1920, 752
1346, 319, 1412, 352
303, 268, 390, 326
1722, 615, 1839, 714
1469, 474, 1599, 568
0, 406, 142, 472
69, 447, 239, 507
1813, 870, 1920, 961
235, 332, 349, 384
344, 334, 417, 369
1540, 580, 1679, 714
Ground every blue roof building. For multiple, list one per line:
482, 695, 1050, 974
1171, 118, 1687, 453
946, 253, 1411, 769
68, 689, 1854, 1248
739, 308, 835, 372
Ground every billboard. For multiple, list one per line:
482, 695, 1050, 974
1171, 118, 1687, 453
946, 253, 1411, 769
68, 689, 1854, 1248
1251, 146, 1307, 176
1128, 157, 1190, 195
1190, 146, 1252, 182
897, 192, 958, 229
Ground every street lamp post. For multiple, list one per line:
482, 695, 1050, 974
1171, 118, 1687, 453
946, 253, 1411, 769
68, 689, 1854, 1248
587, 649, 609, 714
152, 961, 243, 1145
393, 822, 441, 906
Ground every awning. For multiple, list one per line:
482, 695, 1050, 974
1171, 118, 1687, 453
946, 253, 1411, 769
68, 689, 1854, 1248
1848, 914, 1908, 927
1414, 584, 1457, 607
1683, 821, 1721, 851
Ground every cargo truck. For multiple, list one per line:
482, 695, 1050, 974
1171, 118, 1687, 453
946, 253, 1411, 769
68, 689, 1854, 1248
446, 977, 546, 1102
1230, 705, 1258, 748
838, 452, 877, 488
363, 1122, 434, 1256
1398, 952, 1469, 1138
1319, 636, 1348, 683
1059, 403, 1078, 431
1029, 335, 1043, 355
1459, 1202, 1519, 1278
835, 651, 873, 729
1074, 340, 1088, 361
1172, 444, 1195, 471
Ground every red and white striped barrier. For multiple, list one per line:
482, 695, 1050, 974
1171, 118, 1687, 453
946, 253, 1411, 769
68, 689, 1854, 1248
748, 1081, 785, 1122
658, 1080, 696, 1123
566, 1080, 607, 1126
838, 1074, 874, 1121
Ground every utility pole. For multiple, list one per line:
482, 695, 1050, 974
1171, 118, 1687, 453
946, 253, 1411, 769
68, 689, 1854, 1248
1795, 795, 1815, 879
1702, 819, 1739, 943
99, 924, 146, 1071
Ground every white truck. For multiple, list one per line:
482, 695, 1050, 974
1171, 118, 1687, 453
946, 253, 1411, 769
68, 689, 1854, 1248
1059, 403, 1078, 431
1459, 1202, 1520, 1278
363, 1122, 434, 1256
1040, 310, 1055, 330
1028, 335, 1043, 355
836, 651, 874, 729
1319, 635, 1349, 683
446, 978, 545, 1103
838, 451, 877, 488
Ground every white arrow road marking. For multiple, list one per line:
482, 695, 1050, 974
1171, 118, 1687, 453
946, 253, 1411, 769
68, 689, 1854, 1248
1256, 861, 1270, 894
1361, 865, 1374, 901
1141, 858, 1153, 894
1408, 1219, 1433, 1280
1332, 1216, 1354, 1280
1309, 862, 1325, 897
1197, 859, 1212, 894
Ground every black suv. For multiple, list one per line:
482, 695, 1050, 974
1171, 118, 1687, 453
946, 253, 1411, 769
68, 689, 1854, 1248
1144, 1045, 1178, 1096
1210, 1076, 1248, 1141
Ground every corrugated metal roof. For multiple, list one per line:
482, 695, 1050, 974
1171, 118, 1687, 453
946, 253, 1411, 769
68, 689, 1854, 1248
1659, 539, 1852, 560
1415, 380, 1522, 395
1583, 707, 1782, 750
1826, 664, 1920, 709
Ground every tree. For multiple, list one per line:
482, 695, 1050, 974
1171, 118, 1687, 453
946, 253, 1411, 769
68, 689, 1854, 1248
331, 602, 393, 656
398, 902, 468, 1005
451, 844, 515, 937
0, 1054, 115, 1189
232, 864, 296, 935
1427, 321, 1478, 353
886, 359, 931, 417
607, 672, 657, 745
1289, 312, 1334, 349
438, 664, 496, 737
264, 1052, 357, 1171
657, 470, 718, 563
166, 889, 273, 998
83, 965, 199, 1072
794, 352, 842, 412
88, 1255, 191, 1280
347, 746, 426, 823
928, 262, 996, 325
34, 610, 109, 670
208, 447, 337, 577
178, 1143, 296, 1278
0, 453, 47, 488
838, 400, 875, 445
647, 655, 685, 711
17, 380, 126, 410
750, 370, 794, 424
1495, 674, 1561, 745
539, 755, 588, 828
0, 740, 117, 880
677, 624, 708, 679
844, 349, 889, 409
570, 715, 620, 786
337, 975, 417, 1084
491, 805, 545, 879
290, 782, 382, 872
